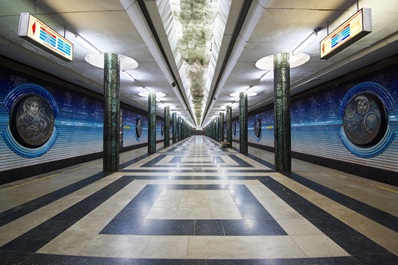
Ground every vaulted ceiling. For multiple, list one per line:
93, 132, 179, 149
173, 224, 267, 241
1, 0, 397, 128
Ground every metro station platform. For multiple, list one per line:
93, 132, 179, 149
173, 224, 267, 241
1, 136, 397, 264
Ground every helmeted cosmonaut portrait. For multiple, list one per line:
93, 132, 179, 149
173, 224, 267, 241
14, 95, 54, 147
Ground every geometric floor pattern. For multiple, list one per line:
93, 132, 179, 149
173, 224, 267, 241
0, 136, 397, 264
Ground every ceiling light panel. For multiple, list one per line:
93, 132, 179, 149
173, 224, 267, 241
157, 0, 231, 126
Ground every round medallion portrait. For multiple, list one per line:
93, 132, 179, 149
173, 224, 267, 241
254, 118, 262, 139
342, 93, 387, 147
11, 95, 55, 148
136, 117, 143, 139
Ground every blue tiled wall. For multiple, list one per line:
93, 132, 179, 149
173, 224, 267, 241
122, 109, 148, 146
0, 65, 153, 175
243, 65, 398, 173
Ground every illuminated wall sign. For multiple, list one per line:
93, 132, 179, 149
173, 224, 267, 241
18, 13, 73, 61
321, 8, 372, 60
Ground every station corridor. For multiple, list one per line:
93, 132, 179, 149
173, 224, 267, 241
1, 136, 398, 264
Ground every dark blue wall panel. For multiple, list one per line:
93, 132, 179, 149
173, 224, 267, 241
0, 63, 150, 176
244, 64, 398, 175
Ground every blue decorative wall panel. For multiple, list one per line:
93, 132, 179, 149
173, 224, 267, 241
232, 120, 239, 141
0, 66, 149, 175
122, 110, 148, 145
156, 120, 163, 140
245, 65, 398, 173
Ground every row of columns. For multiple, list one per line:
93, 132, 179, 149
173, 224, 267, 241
103, 52, 292, 172
102, 53, 192, 172
205, 53, 292, 172
151, 98, 191, 152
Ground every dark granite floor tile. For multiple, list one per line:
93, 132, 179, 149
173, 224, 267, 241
135, 219, 195, 235
235, 204, 274, 220
222, 219, 286, 236
165, 184, 201, 190
328, 230, 390, 256
213, 156, 226, 163
124, 200, 156, 210
230, 193, 258, 203
134, 259, 206, 265
51, 206, 91, 221
308, 216, 355, 234
141, 155, 167, 167
195, 220, 225, 235
119, 153, 150, 169
0, 250, 33, 265
21, 219, 76, 240
355, 253, 398, 265
205, 259, 270, 265
0, 237, 51, 253
20, 253, 133, 265
199, 184, 229, 190
170, 156, 182, 163
290, 203, 333, 221
114, 208, 149, 220
205, 257, 360, 265
228, 155, 253, 167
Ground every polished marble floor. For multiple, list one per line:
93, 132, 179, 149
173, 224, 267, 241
1, 136, 398, 264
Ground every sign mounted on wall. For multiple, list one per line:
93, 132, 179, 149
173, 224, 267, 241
320, 8, 372, 60
18, 13, 73, 62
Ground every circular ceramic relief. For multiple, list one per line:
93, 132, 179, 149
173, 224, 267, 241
342, 93, 387, 147
136, 117, 143, 140
11, 95, 55, 147
254, 117, 262, 140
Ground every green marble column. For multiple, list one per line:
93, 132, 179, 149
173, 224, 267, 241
239, 92, 248, 154
184, 120, 187, 139
177, 116, 181, 141
219, 112, 225, 142
172, 112, 177, 143
164, 106, 170, 147
148, 91, 156, 153
216, 117, 221, 142
213, 119, 216, 140
273, 53, 291, 172
181, 119, 185, 140
226, 105, 232, 144
103, 53, 120, 172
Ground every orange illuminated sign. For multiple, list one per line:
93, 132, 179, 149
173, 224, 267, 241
18, 13, 73, 61
321, 8, 372, 60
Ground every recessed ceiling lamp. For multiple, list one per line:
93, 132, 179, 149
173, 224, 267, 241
256, 27, 323, 71
255, 52, 310, 71
85, 53, 138, 71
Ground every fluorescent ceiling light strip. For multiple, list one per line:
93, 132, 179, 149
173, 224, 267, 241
74, 33, 101, 54
123, 70, 135, 82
